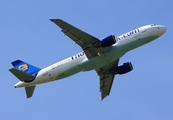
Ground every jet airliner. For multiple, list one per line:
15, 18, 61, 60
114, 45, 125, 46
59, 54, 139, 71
9, 19, 167, 100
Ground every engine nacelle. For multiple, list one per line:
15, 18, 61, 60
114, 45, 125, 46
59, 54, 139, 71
100, 35, 116, 47
117, 62, 133, 75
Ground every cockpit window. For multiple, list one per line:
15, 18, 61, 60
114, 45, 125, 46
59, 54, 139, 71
151, 24, 156, 27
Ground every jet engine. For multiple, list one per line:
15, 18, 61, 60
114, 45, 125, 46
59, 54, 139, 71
117, 62, 133, 75
100, 35, 116, 47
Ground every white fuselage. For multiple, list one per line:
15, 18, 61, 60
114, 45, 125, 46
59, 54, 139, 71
15, 24, 166, 88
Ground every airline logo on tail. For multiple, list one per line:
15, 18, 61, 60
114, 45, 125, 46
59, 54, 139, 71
18, 64, 28, 72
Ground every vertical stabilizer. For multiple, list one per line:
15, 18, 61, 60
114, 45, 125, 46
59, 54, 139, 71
9, 60, 41, 82
11, 60, 41, 74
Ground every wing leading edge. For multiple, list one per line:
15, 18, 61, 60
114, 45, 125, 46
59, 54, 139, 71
50, 19, 112, 59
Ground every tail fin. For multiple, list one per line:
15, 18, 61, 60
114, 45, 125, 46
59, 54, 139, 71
9, 60, 39, 98
11, 60, 41, 74
9, 60, 41, 82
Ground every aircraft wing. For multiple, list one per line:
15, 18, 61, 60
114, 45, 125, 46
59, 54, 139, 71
50, 19, 111, 58
95, 59, 119, 100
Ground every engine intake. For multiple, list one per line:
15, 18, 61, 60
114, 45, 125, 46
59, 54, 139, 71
100, 35, 116, 47
117, 62, 133, 75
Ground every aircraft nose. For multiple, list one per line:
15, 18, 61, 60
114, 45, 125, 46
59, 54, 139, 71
157, 25, 167, 36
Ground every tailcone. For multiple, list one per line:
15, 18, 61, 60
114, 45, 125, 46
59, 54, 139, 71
14, 81, 25, 88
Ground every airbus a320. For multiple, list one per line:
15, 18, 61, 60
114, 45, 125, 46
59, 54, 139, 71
9, 19, 167, 100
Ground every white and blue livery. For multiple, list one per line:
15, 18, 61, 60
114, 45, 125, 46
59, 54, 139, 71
9, 19, 167, 100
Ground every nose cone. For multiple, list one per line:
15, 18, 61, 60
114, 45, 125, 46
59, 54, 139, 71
157, 25, 167, 36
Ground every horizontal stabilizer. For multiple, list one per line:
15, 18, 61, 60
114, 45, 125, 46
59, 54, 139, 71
9, 68, 34, 81
25, 86, 36, 98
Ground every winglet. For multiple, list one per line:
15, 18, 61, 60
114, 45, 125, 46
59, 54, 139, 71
50, 19, 55, 22
25, 86, 36, 98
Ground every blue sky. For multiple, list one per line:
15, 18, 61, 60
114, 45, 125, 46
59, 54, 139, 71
1, 0, 173, 120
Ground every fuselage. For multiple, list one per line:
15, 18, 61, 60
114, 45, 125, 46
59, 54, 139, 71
15, 24, 166, 88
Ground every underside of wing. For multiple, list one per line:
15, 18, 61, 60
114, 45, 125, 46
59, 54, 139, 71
50, 19, 99, 48
99, 74, 115, 100
50, 19, 114, 58
95, 59, 119, 100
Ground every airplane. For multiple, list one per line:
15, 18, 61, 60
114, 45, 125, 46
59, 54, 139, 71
9, 19, 167, 100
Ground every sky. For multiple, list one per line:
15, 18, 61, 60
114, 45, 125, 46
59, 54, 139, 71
1, 0, 173, 120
